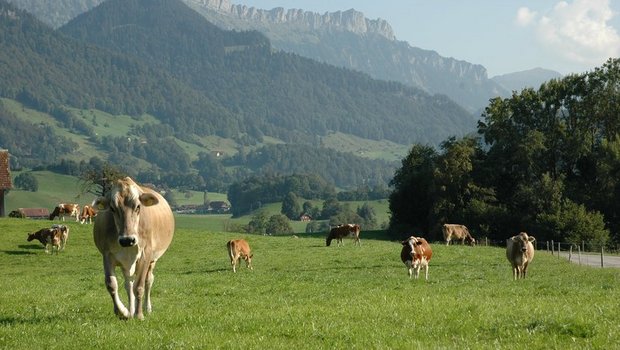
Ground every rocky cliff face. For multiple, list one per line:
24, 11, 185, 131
186, 0, 506, 112
193, 0, 395, 40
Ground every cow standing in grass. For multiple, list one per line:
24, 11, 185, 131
506, 232, 536, 280
27, 228, 62, 254
93, 177, 175, 320
49, 203, 80, 222
326, 224, 361, 246
227, 239, 253, 273
442, 224, 476, 246
400, 236, 432, 280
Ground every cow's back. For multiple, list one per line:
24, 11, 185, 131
137, 187, 174, 259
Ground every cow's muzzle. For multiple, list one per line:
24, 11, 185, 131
119, 236, 137, 247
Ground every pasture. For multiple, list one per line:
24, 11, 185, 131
1, 217, 619, 349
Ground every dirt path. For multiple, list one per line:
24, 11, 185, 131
553, 250, 620, 268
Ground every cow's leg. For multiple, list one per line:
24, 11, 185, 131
231, 255, 238, 273
133, 260, 150, 320
405, 260, 413, 278
143, 261, 157, 314
424, 262, 429, 281
103, 257, 130, 319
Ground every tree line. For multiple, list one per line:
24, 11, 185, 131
388, 58, 620, 245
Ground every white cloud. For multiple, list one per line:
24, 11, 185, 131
518, 0, 620, 68
515, 7, 537, 27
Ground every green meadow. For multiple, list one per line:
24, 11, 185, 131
1, 217, 619, 349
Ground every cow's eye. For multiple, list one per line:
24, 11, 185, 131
135, 205, 140, 214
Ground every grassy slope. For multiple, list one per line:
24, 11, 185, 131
2, 97, 409, 162
0, 217, 619, 349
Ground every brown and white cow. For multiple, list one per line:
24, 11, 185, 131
226, 239, 253, 273
93, 177, 175, 320
80, 204, 97, 224
400, 236, 433, 280
49, 203, 80, 222
442, 224, 476, 246
51, 224, 69, 251
27, 228, 62, 254
326, 224, 361, 246
506, 232, 536, 280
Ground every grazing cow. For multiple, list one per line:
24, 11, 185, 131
506, 232, 536, 280
326, 224, 361, 246
226, 239, 253, 273
51, 224, 69, 251
80, 204, 97, 224
400, 236, 433, 280
93, 177, 175, 320
49, 203, 80, 222
27, 228, 62, 254
442, 224, 476, 246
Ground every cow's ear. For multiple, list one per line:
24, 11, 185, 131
528, 236, 536, 242
94, 197, 109, 210
139, 193, 159, 207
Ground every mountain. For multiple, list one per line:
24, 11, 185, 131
59, 0, 475, 146
0, 0, 476, 190
183, 0, 509, 113
491, 68, 563, 93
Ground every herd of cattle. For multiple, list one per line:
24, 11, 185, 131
23, 177, 536, 319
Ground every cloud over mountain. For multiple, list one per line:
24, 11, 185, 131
517, 0, 620, 69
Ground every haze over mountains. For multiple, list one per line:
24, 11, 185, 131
8, 0, 562, 113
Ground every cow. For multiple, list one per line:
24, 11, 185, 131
442, 224, 476, 246
27, 228, 62, 254
49, 203, 80, 222
326, 224, 361, 246
400, 236, 433, 280
226, 239, 253, 273
93, 177, 175, 320
51, 224, 69, 251
506, 232, 536, 280
80, 204, 97, 224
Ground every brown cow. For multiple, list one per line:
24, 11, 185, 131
49, 203, 80, 222
506, 232, 536, 280
442, 224, 476, 246
400, 236, 433, 280
326, 224, 361, 246
93, 177, 175, 320
227, 239, 253, 273
51, 224, 69, 250
27, 228, 62, 254
80, 204, 97, 224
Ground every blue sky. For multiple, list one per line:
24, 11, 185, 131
235, 0, 620, 77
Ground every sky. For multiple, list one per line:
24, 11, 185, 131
235, 0, 620, 77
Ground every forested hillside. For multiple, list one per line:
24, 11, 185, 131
59, 0, 475, 146
389, 58, 620, 244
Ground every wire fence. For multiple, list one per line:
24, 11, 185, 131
477, 238, 620, 268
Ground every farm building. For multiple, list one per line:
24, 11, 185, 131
0, 150, 11, 217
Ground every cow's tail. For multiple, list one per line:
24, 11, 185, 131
227, 240, 234, 259
326, 233, 332, 246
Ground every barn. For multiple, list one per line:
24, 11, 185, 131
0, 150, 12, 217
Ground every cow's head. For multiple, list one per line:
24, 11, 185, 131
27, 232, 36, 242
511, 232, 535, 252
95, 177, 159, 248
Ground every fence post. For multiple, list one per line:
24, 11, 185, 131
546, 241, 549, 253
601, 246, 604, 268
569, 245, 572, 262
557, 242, 561, 259
551, 240, 554, 256
582, 241, 585, 253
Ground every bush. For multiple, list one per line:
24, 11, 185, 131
14, 172, 38, 192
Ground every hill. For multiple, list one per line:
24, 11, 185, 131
491, 68, 563, 92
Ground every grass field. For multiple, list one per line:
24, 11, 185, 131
1, 217, 619, 349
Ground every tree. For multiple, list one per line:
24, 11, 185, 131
281, 192, 301, 220
79, 162, 127, 196
247, 210, 268, 234
388, 144, 437, 237
265, 214, 293, 235
14, 172, 38, 192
